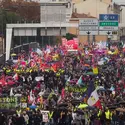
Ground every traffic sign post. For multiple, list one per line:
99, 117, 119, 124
107, 31, 111, 35
93, 35, 95, 45
99, 31, 112, 35
87, 31, 91, 45
99, 14, 119, 36
107, 31, 111, 49
79, 18, 98, 35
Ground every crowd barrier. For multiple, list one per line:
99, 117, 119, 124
0, 42, 38, 64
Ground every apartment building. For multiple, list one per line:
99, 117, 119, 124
73, 0, 112, 18
24, 0, 72, 22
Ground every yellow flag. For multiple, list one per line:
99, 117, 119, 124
93, 67, 98, 74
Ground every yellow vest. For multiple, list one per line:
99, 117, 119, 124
48, 111, 54, 119
6, 69, 11, 73
97, 110, 101, 117
16, 110, 21, 116
105, 110, 112, 120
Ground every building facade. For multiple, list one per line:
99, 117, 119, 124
38, 0, 73, 36
73, 0, 112, 18
24, 0, 72, 22
68, 0, 122, 42
67, 13, 108, 43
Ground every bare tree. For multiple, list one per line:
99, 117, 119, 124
0, 0, 40, 23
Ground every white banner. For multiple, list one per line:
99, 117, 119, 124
40, 110, 49, 123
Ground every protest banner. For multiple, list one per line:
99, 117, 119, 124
0, 97, 18, 109
65, 86, 87, 93
40, 110, 49, 122
62, 38, 79, 51
0, 97, 28, 109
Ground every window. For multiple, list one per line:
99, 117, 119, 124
112, 31, 118, 35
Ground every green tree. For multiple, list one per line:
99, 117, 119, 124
0, 9, 22, 37
64, 33, 77, 40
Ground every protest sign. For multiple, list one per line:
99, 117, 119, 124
0, 97, 18, 109
40, 110, 49, 122
65, 86, 87, 93
0, 97, 28, 109
20, 97, 28, 108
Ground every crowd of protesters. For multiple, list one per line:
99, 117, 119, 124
0, 43, 125, 125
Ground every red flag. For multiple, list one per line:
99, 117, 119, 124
0, 75, 7, 86
51, 64, 57, 72
61, 88, 65, 99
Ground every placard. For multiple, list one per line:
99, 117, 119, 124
0, 97, 18, 109
0, 97, 18, 103
65, 86, 87, 93
20, 103, 27, 108
20, 97, 28, 108
40, 111, 49, 123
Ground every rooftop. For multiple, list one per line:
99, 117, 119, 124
70, 12, 96, 21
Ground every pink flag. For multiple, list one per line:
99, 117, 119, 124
61, 88, 65, 99
21, 61, 26, 67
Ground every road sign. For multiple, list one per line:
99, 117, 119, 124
99, 14, 119, 21
99, 22, 118, 27
99, 14, 119, 32
99, 27, 118, 30
112, 31, 118, 35
107, 31, 111, 35
79, 31, 98, 35
87, 31, 91, 35
79, 26, 98, 31
79, 18, 98, 35
79, 18, 98, 25
99, 31, 112, 35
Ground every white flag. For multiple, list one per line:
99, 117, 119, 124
10, 88, 14, 96
29, 90, 34, 102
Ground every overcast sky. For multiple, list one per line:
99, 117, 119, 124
113, 0, 125, 4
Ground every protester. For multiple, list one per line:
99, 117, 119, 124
0, 43, 124, 125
